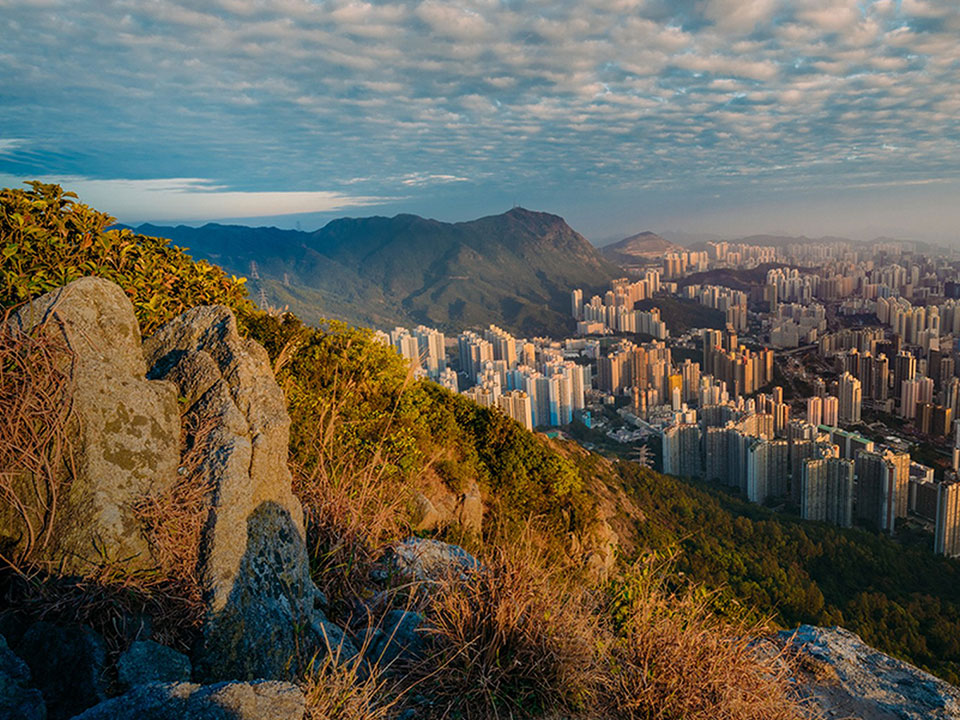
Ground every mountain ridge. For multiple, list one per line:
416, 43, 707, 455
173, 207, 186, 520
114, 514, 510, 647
135, 206, 619, 335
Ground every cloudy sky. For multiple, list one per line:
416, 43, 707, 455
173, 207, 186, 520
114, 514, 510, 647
1, 0, 959, 243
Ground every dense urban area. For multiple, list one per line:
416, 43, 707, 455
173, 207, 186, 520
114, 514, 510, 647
381, 239, 960, 560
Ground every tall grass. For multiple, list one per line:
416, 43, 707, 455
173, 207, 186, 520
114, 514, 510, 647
600, 556, 811, 720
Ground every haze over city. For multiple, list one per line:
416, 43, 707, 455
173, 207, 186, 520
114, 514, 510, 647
2, 0, 959, 243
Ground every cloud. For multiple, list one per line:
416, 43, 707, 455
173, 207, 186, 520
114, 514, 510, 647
0, 0, 958, 239
0, 175, 391, 222
0, 139, 25, 154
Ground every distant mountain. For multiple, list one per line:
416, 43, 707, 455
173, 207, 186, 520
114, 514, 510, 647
600, 231, 681, 267
138, 207, 619, 336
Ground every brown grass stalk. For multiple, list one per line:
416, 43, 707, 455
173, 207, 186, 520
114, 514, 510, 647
0, 307, 77, 564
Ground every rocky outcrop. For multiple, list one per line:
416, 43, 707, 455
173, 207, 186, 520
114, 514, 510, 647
143, 305, 353, 681
3, 277, 180, 571
778, 625, 960, 720
378, 538, 481, 586
410, 478, 483, 536
70, 680, 305, 720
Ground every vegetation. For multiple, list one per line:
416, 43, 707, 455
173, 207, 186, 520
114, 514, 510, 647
619, 462, 960, 683
1, 182, 251, 334
635, 295, 725, 334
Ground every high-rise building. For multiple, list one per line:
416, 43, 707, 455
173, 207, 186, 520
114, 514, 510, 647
746, 438, 789, 503
571, 289, 584, 320
458, 331, 493, 384
934, 481, 960, 557
822, 396, 839, 427
497, 389, 533, 430
855, 451, 902, 534
806, 396, 822, 426
413, 325, 446, 378
662, 424, 702, 478
839, 372, 862, 424
801, 456, 854, 527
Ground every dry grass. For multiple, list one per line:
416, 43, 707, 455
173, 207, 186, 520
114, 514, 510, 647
289, 362, 420, 614
413, 529, 604, 719
131, 411, 216, 650
0, 308, 77, 563
600, 557, 810, 720
300, 634, 404, 720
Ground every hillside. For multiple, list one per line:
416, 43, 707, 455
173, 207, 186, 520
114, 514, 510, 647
600, 231, 681, 267
137, 207, 620, 336
3, 183, 959, 719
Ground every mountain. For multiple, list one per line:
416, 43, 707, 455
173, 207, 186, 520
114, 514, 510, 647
138, 207, 619, 335
600, 231, 681, 267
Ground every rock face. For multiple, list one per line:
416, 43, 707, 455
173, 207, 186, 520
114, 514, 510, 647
3, 277, 179, 571
380, 538, 481, 586
779, 625, 960, 720
143, 305, 353, 681
0, 634, 45, 720
410, 478, 483, 536
70, 680, 305, 720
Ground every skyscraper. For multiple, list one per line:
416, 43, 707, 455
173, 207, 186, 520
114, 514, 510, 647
935, 481, 960, 557
801, 456, 854, 527
839, 372, 862, 424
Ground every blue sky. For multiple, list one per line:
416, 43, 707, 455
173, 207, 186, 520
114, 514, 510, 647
1, 0, 959, 244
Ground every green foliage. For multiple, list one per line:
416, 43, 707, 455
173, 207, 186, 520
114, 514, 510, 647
246, 311, 592, 534
0, 182, 253, 333
619, 462, 960, 683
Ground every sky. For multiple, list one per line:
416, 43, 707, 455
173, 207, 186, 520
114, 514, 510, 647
1, 0, 959, 244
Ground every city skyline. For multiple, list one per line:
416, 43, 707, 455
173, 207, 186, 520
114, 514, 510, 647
2, 1, 960, 243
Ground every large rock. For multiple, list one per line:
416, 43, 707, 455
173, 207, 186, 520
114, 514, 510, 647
0, 634, 45, 720
377, 538, 481, 586
70, 680, 305, 720
15, 622, 107, 720
115, 641, 191, 691
3, 277, 179, 570
778, 625, 960, 720
143, 305, 354, 681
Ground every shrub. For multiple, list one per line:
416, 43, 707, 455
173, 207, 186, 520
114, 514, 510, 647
0, 182, 253, 333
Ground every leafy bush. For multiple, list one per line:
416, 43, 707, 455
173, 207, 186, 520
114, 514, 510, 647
1, 182, 252, 333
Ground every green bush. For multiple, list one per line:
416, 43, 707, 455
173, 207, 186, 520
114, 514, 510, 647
1, 182, 252, 333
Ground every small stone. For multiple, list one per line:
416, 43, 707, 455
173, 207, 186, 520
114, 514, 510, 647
365, 610, 425, 668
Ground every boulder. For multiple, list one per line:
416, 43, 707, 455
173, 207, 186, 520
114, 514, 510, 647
69, 680, 305, 720
778, 625, 960, 720
3, 277, 179, 571
379, 538, 480, 586
15, 622, 106, 720
0, 634, 45, 720
115, 641, 191, 691
143, 305, 354, 681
